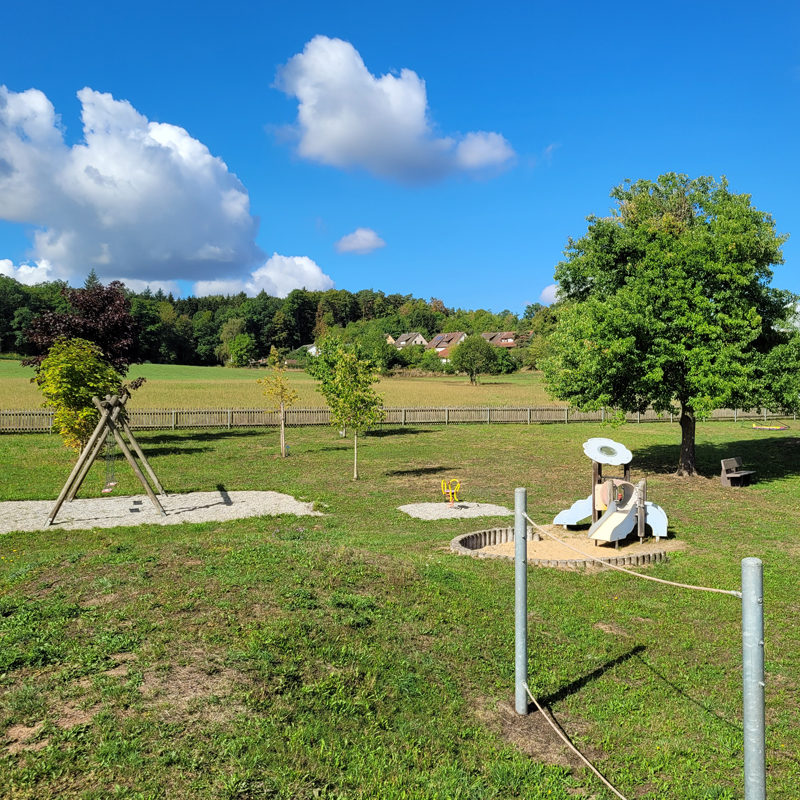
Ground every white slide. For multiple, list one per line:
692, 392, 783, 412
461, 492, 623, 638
553, 495, 593, 526
588, 501, 637, 543
644, 502, 668, 540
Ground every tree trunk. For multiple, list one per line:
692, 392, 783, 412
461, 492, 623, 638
677, 402, 697, 476
279, 402, 286, 458
353, 430, 358, 481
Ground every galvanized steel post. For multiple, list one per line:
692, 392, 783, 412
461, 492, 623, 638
742, 557, 765, 800
515, 488, 528, 715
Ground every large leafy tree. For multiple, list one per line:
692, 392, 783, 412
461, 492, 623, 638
450, 335, 498, 384
543, 173, 800, 475
23, 281, 140, 373
308, 337, 385, 480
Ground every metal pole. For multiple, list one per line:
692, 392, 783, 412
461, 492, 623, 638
742, 557, 765, 800
515, 487, 528, 715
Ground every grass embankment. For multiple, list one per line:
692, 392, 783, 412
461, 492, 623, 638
1, 422, 799, 798
0, 361, 553, 409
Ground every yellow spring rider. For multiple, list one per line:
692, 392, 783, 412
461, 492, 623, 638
441, 478, 460, 507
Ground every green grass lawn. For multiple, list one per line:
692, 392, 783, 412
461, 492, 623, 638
1, 421, 798, 798
0, 360, 553, 409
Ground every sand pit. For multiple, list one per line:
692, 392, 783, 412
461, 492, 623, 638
398, 502, 512, 520
0, 490, 322, 534
452, 524, 685, 569
481, 525, 684, 561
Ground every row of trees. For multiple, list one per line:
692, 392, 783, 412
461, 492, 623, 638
2, 271, 552, 369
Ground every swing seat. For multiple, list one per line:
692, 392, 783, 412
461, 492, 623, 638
101, 481, 118, 494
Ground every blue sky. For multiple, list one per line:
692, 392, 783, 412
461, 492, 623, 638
1, 0, 798, 313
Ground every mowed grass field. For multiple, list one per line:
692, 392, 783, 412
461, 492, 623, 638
1, 420, 798, 798
0, 360, 553, 409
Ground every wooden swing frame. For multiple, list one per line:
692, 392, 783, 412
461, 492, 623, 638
46, 392, 167, 527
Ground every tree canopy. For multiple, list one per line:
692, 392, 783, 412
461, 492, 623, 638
543, 173, 800, 475
450, 335, 498, 385
24, 281, 140, 373
36, 338, 123, 452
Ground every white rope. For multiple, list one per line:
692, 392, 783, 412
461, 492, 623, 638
522, 512, 742, 598
522, 682, 629, 800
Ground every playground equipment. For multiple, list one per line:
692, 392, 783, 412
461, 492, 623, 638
553, 437, 668, 547
441, 478, 461, 506
46, 392, 167, 527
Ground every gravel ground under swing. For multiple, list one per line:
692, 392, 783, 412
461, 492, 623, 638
397, 501, 513, 520
0, 490, 322, 534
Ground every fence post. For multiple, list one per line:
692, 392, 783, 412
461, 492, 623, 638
601, 407, 605, 422
487, 408, 491, 424
515, 487, 528, 715
742, 557, 766, 800
735, 409, 738, 422
402, 408, 406, 426
637, 411, 641, 424
565, 407, 568, 424
445, 408, 449, 425
763, 409, 767, 423
227, 409, 231, 429
527, 407, 531, 425
49, 412, 53, 435
172, 410, 176, 431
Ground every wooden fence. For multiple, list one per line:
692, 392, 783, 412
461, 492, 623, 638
0, 405, 794, 433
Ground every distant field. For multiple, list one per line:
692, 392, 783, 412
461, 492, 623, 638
0, 361, 554, 409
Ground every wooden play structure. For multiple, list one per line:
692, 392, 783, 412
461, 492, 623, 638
46, 392, 167, 527
553, 438, 668, 548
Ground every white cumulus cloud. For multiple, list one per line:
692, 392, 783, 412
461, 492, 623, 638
275, 36, 515, 183
0, 85, 263, 285
0, 258, 54, 285
539, 284, 559, 305
335, 227, 385, 254
193, 253, 334, 298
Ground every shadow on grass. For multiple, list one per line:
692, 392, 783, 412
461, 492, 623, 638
372, 427, 439, 438
533, 645, 646, 712
134, 446, 212, 457
633, 652, 742, 731
141, 429, 267, 445
634, 437, 800, 483
386, 466, 457, 477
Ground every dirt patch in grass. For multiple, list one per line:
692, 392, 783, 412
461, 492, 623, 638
4, 722, 47, 754
82, 593, 120, 608
474, 696, 599, 771
138, 650, 251, 723
56, 701, 101, 729
593, 621, 630, 637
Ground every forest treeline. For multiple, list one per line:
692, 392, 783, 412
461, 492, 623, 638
0, 272, 558, 371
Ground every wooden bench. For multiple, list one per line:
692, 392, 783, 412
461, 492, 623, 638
720, 457, 756, 487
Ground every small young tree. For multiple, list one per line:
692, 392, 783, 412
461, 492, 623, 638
308, 338, 385, 480
257, 346, 299, 457
36, 338, 123, 452
450, 335, 498, 384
